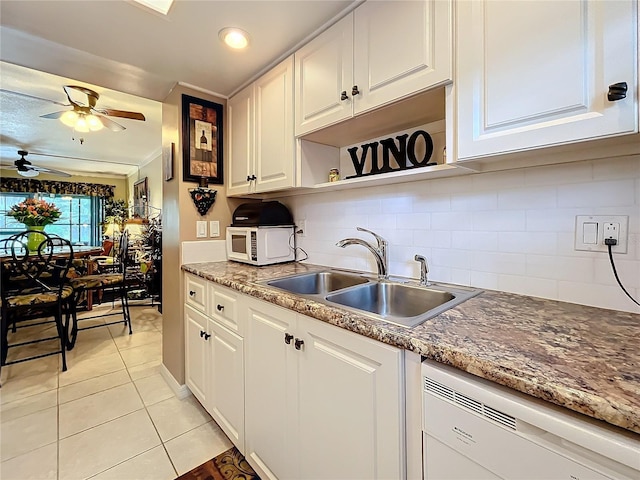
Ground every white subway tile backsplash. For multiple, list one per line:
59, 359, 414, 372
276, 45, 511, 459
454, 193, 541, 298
498, 232, 557, 255
397, 212, 431, 230
431, 211, 473, 231
558, 281, 640, 313
557, 179, 635, 207
413, 230, 452, 249
592, 156, 640, 180
450, 192, 498, 212
432, 249, 471, 269
524, 161, 592, 186
451, 231, 498, 252
497, 274, 558, 299
498, 187, 557, 210
470, 271, 499, 290
472, 252, 526, 275
472, 210, 526, 232
525, 255, 594, 282
282, 157, 639, 313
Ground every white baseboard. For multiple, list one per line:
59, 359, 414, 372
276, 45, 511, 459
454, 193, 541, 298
160, 363, 191, 400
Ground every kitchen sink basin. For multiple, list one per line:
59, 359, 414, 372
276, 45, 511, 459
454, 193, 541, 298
263, 269, 481, 328
266, 271, 369, 295
325, 282, 454, 318
325, 282, 481, 328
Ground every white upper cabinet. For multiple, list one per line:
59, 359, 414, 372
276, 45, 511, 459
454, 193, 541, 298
227, 84, 253, 195
454, 0, 638, 160
295, 14, 354, 136
227, 56, 295, 196
295, 0, 452, 136
353, 0, 452, 115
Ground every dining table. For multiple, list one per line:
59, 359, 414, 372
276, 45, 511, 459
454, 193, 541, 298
1, 244, 104, 310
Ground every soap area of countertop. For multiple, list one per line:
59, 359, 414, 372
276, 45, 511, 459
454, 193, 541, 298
182, 261, 640, 435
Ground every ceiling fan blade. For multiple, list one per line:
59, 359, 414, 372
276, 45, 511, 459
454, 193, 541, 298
0, 88, 69, 107
96, 108, 145, 121
63, 85, 90, 107
95, 114, 126, 132
40, 110, 68, 119
31, 165, 72, 177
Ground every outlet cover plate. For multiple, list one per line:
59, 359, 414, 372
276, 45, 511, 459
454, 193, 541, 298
574, 215, 628, 253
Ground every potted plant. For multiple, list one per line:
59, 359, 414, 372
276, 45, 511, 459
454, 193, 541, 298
7, 198, 62, 251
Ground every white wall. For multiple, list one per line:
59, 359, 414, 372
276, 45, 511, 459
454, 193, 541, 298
280, 156, 640, 314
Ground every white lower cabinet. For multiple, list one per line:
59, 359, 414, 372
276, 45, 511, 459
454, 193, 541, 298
208, 317, 245, 451
185, 304, 209, 406
244, 296, 405, 480
184, 281, 246, 453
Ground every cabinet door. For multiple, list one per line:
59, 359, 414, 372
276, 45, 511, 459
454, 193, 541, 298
455, 0, 638, 160
296, 315, 405, 480
254, 56, 296, 192
227, 84, 254, 195
184, 305, 209, 406
353, 0, 452, 115
244, 299, 298, 480
208, 318, 245, 453
295, 14, 354, 136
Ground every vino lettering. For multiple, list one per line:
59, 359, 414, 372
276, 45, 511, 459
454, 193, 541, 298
347, 130, 434, 179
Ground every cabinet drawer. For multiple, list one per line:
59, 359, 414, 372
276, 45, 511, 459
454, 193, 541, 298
209, 283, 241, 335
185, 273, 207, 313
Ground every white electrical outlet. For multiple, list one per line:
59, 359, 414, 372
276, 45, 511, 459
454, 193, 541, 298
575, 215, 628, 253
296, 219, 306, 237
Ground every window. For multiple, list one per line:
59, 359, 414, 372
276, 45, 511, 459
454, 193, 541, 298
0, 193, 103, 245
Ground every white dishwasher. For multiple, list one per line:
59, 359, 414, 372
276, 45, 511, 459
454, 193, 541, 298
421, 360, 640, 480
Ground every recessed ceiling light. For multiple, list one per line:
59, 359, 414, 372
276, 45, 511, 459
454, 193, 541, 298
219, 27, 250, 49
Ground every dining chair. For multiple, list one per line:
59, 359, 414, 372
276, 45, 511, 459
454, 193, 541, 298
68, 230, 133, 348
0, 231, 75, 372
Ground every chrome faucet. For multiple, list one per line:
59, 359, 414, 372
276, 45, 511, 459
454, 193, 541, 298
336, 227, 389, 279
414, 254, 430, 286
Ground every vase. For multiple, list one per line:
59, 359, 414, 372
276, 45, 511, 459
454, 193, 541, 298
26, 226, 46, 253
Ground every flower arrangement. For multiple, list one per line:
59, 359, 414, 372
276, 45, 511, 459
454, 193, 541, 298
7, 198, 62, 227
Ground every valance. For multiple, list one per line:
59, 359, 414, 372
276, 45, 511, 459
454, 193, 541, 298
0, 178, 115, 198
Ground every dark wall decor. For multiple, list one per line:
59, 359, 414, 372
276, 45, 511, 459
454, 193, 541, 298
133, 177, 148, 218
182, 94, 224, 184
0, 178, 115, 197
346, 130, 436, 179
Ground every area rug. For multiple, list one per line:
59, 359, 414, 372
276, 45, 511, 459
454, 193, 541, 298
177, 447, 260, 480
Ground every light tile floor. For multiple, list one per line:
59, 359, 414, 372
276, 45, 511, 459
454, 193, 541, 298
0, 303, 233, 480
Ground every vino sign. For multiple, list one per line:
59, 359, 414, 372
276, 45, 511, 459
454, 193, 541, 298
346, 130, 435, 179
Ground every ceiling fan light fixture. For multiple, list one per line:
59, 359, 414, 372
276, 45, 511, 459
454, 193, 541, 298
60, 110, 79, 127
74, 114, 90, 133
219, 27, 250, 49
86, 114, 104, 131
18, 168, 39, 178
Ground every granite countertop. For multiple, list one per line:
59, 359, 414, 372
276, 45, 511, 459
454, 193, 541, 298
182, 261, 640, 435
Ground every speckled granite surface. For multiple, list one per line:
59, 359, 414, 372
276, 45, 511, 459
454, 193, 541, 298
182, 261, 640, 434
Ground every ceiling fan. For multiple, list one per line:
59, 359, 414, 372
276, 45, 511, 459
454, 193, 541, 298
39, 85, 146, 132
5, 150, 71, 178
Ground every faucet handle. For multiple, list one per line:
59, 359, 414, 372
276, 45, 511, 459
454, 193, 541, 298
356, 227, 387, 247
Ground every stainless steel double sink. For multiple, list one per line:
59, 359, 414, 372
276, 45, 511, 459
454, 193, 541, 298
262, 270, 482, 328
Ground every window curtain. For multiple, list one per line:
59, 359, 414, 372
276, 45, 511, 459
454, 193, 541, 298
0, 178, 115, 198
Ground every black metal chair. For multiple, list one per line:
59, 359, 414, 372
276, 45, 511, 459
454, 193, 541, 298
68, 231, 133, 348
0, 231, 75, 372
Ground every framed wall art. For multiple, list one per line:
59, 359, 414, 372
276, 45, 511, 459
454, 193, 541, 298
133, 177, 148, 218
181, 94, 224, 184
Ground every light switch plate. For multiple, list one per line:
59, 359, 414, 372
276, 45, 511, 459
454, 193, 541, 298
574, 215, 628, 253
209, 221, 220, 237
196, 221, 207, 238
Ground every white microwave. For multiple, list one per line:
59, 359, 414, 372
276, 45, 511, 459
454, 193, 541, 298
226, 226, 295, 266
